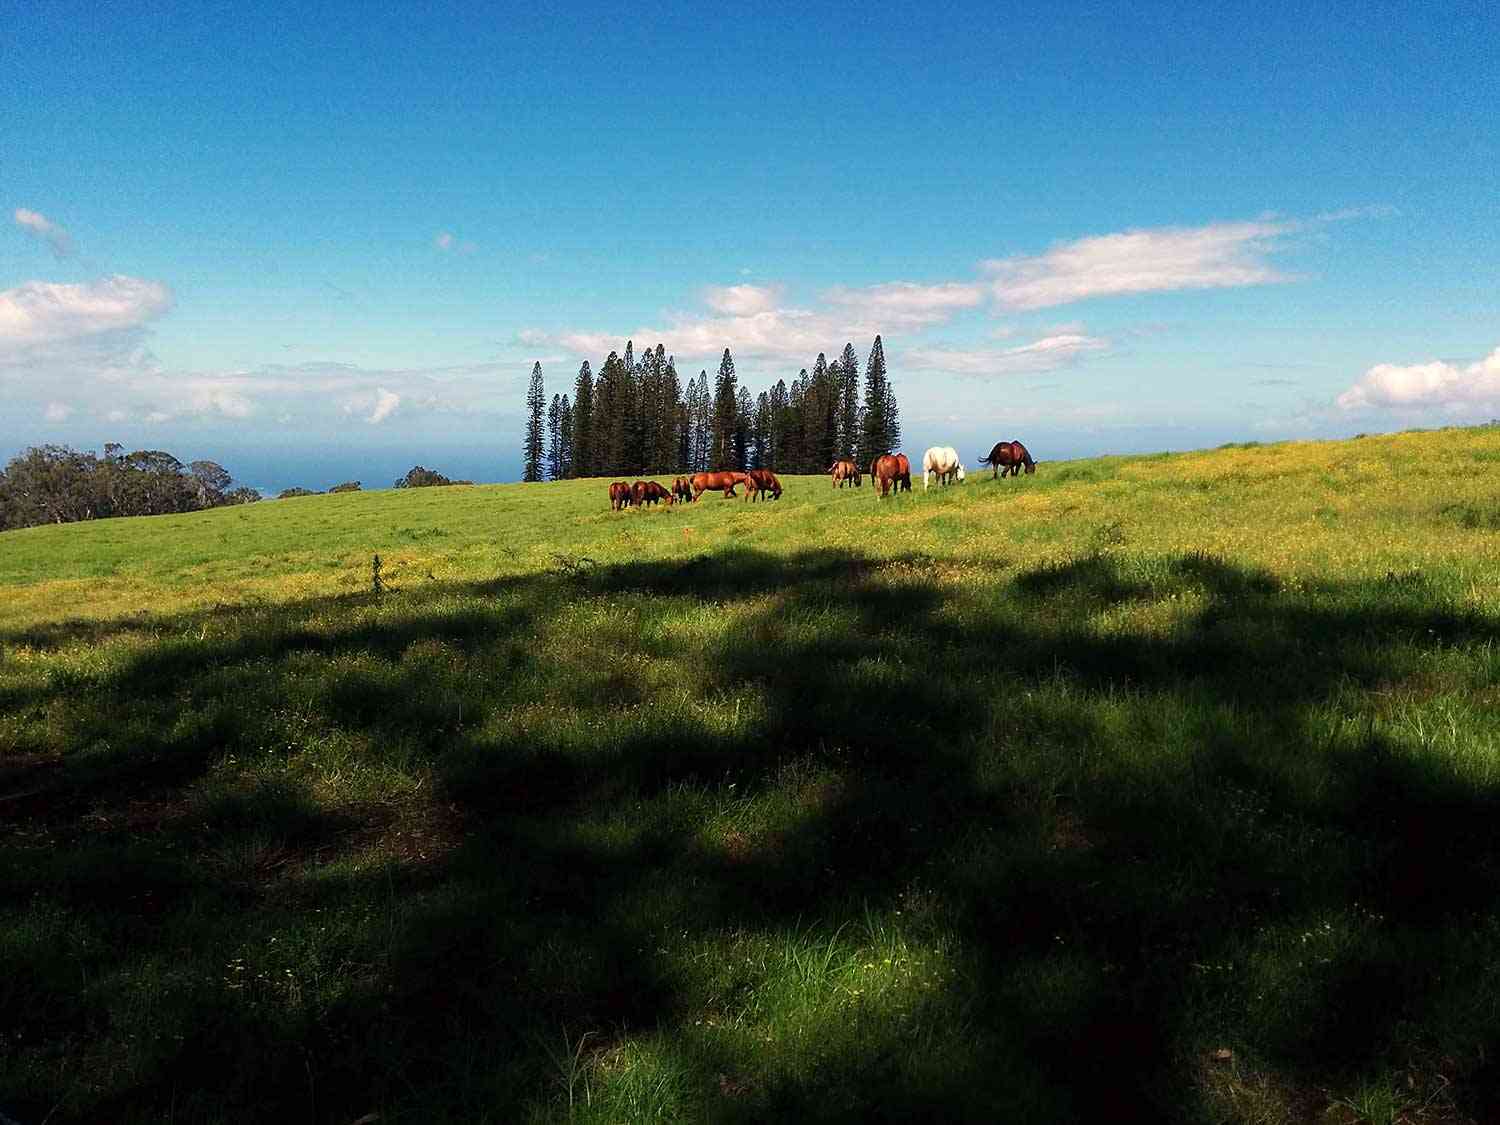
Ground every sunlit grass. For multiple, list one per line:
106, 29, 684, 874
5, 426, 1500, 1121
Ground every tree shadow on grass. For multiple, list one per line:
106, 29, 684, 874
4, 546, 1500, 1121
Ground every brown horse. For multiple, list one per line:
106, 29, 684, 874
672, 476, 694, 503
894, 453, 912, 492
690, 470, 758, 501
870, 454, 903, 498
979, 440, 1036, 478
632, 480, 673, 507
828, 459, 862, 488
747, 468, 782, 500
608, 481, 632, 510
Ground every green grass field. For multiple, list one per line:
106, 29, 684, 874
5, 429, 1500, 1122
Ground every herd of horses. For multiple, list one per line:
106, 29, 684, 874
607, 440, 1034, 509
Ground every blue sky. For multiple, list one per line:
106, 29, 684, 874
3, 1, 1497, 491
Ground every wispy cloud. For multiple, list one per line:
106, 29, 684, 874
43, 401, 73, 422
1336, 345, 1500, 411
902, 333, 1110, 376
982, 220, 1292, 310
0, 276, 174, 349
822, 282, 984, 328
703, 284, 783, 316
13, 208, 75, 258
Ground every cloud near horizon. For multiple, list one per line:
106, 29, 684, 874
1337, 346, 1500, 411
14, 208, 75, 258
982, 220, 1292, 310
0, 276, 174, 349
903, 333, 1110, 376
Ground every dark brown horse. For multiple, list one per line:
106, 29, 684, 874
672, 476, 694, 503
747, 468, 782, 500
894, 453, 912, 492
828, 459, 861, 488
608, 481, 632, 510
689, 470, 758, 501
979, 440, 1036, 478
632, 480, 673, 507
870, 454, 903, 498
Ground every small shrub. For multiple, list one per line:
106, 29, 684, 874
329, 481, 361, 493
277, 487, 320, 499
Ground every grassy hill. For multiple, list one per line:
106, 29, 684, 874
4, 429, 1500, 1122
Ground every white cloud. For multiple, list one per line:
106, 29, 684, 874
43, 401, 73, 422
369, 387, 400, 423
982, 219, 1292, 310
434, 231, 475, 254
903, 333, 1110, 376
0, 276, 173, 349
703, 284, 783, 316
559, 306, 840, 367
516, 328, 551, 347
1336, 346, 1500, 411
14, 208, 75, 258
822, 281, 984, 328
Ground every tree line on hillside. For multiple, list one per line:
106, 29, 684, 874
0, 444, 260, 531
0, 443, 482, 531
521, 335, 900, 482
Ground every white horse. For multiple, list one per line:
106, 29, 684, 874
922, 446, 965, 490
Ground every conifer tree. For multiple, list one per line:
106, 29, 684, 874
768, 378, 790, 468
546, 393, 562, 480
857, 335, 900, 463
692, 370, 712, 471
571, 361, 594, 478
735, 384, 753, 470
594, 351, 630, 476
785, 369, 808, 472
838, 342, 860, 460
658, 354, 683, 472
710, 349, 738, 469
752, 391, 771, 469
523, 362, 545, 482
559, 394, 574, 478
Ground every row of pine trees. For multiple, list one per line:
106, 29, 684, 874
522, 336, 900, 482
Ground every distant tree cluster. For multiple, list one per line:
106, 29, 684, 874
522, 335, 899, 480
392, 466, 471, 489
0, 443, 257, 531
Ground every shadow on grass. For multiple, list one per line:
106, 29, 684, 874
4, 546, 1500, 1121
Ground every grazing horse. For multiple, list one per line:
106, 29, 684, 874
608, 481, 632, 510
894, 453, 913, 492
871, 454, 903, 498
922, 446, 965, 490
747, 468, 782, 500
633, 480, 673, 507
828, 459, 862, 488
672, 476, 694, 503
690, 470, 758, 501
979, 440, 1036, 478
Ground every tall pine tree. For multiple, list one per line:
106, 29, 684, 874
571, 361, 594, 478
710, 349, 738, 469
838, 342, 860, 460
768, 378, 790, 468
546, 393, 562, 480
752, 391, 771, 469
692, 370, 712, 471
734, 385, 753, 470
594, 351, 630, 476
857, 335, 900, 463
558, 394, 574, 478
523, 362, 545, 482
